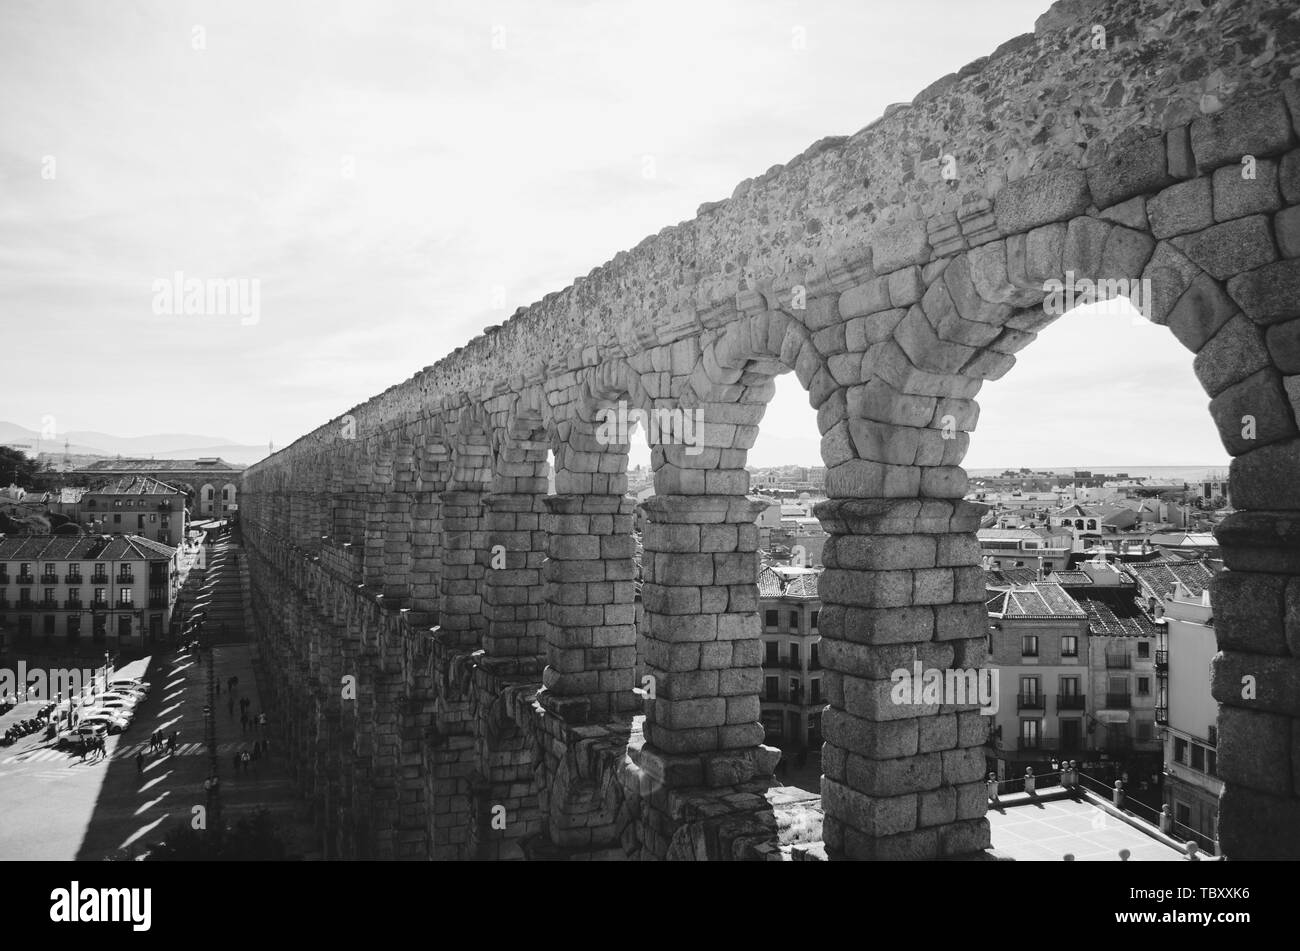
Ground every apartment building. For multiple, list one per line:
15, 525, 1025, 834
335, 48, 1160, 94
984, 581, 1090, 778
77, 475, 188, 546
757, 565, 823, 753
1125, 558, 1222, 846
977, 527, 1072, 573
0, 534, 180, 654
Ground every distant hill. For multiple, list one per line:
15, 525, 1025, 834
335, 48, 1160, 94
0, 421, 269, 467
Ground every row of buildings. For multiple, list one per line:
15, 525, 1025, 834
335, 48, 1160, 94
754, 549, 1224, 848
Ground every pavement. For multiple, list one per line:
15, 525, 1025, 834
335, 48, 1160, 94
0, 534, 314, 860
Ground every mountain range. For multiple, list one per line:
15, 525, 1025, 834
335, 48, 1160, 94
0, 421, 269, 467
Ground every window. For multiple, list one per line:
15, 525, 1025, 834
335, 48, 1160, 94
1176, 802, 1191, 826
1174, 738, 1188, 764
43, 588, 55, 603
1019, 676, 1039, 700
810, 679, 821, 703
765, 641, 779, 665
119, 589, 134, 606
789, 678, 799, 702
1061, 635, 1078, 658
1019, 719, 1040, 747
1021, 635, 1039, 657
788, 610, 799, 632
1191, 744, 1205, 771
1137, 641, 1150, 658
222, 488, 229, 500
206, 488, 214, 500
113, 514, 121, 524
118, 616, 132, 638
1137, 676, 1151, 696
810, 642, 819, 668
764, 610, 778, 629
810, 610, 819, 630
93, 588, 106, 605
764, 676, 779, 702
43, 615, 55, 635
790, 643, 800, 666
1207, 750, 1217, 777
44, 562, 55, 575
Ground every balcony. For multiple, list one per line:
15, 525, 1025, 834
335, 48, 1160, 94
64, 573, 83, 584
39, 573, 59, 584
1155, 704, 1168, 725
115, 573, 135, 585
0, 574, 8, 585
64, 599, 82, 610
1105, 692, 1133, 709
1155, 650, 1168, 670
1017, 737, 1057, 752
90, 601, 109, 612
90, 573, 109, 584
36, 598, 58, 609
1056, 695, 1086, 712
1105, 653, 1132, 669
1017, 693, 1045, 710
15, 600, 36, 611
114, 600, 135, 610
16, 574, 35, 585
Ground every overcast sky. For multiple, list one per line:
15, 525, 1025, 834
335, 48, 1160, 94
0, 0, 1229, 471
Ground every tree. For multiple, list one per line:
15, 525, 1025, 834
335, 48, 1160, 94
0, 446, 37, 486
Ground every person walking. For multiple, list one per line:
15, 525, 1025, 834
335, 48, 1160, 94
258, 712, 267, 732
78, 737, 87, 763
240, 711, 248, 734
136, 749, 144, 777
240, 749, 251, 774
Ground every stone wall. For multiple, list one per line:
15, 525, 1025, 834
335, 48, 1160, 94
242, 0, 1300, 860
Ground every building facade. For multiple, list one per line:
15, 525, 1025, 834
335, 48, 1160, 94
72, 458, 244, 520
0, 534, 181, 655
76, 476, 188, 546
757, 565, 824, 753
984, 582, 1090, 778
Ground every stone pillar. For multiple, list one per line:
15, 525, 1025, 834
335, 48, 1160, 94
483, 492, 548, 660
638, 492, 768, 776
814, 498, 991, 860
1209, 510, 1300, 858
438, 490, 488, 648
540, 494, 638, 718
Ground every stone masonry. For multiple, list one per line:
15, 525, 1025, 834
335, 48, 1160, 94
242, 0, 1300, 859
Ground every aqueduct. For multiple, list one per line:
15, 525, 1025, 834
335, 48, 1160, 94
242, 0, 1300, 859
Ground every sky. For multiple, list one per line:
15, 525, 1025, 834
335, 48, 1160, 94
0, 0, 1229, 470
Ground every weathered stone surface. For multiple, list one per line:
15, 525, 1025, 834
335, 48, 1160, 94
1212, 572, 1290, 656
1228, 259, 1300, 325
1087, 133, 1173, 209
1193, 315, 1270, 397
1191, 94, 1297, 172
1147, 177, 1213, 239
1281, 148, 1300, 205
1266, 318, 1300, 374
1229, 438, 1300, 510
994, 169, 1090, 235
1166, 272, 1237, 352
1172, 215, 1277, 281
874, 221, 932, 273
1212, 159, 1281, 221
1275, 205, 1300, 259
1209, 368, 1296, 454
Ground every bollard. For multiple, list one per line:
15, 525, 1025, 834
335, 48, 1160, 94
1118, 848, 1131, 861
1113, 780, 1124, 809
1185, 842, 1201, 861
1159, 804, 1173, 835
1024, 767, 1036, 796
987, 772, 999, 805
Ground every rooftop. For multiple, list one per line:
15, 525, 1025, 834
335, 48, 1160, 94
758, 564, 821, 600
75, 458, 245, 473
85, 475, 184, 496
987, 796, 1189, 862
0, 534, 176, 561
986, 582, 1087, 619
1124, 558, 1219, 601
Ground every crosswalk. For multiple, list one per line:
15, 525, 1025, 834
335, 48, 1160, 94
1, 739, 266, 766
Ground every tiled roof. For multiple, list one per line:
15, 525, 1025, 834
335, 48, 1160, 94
1049, 570, 1094, 585
86, 475, 184, 496
758, 565, 821, 600
1075, 595, 1159, 638
985, 567, 1039, 587
1124, 558, 1219, 601
76, 458, 245, 472
987, 582, 1086, 618
58, 488, 86, 503
0, 534, 175, 561
978, 528, 1044, 540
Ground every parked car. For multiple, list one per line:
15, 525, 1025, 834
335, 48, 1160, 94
109, 678, 150, 694
79, 710, 129, 734
58, 722, 108, 748
98, 692, 140, 708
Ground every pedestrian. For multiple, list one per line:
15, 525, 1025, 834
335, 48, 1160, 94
232, 750, 240, 774
240, 712, 248, 734
258, 712, 267, 732
78, 738, 87, 763
252, 740, 261, 761
136, 749, 144, 776
241, 750, 251, 773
